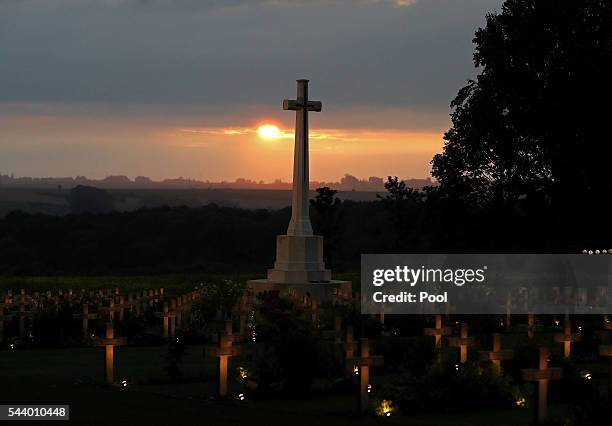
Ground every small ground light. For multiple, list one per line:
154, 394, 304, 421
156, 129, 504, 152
238, 367, 248, 380
376, 400, 394, 417
367, 384, 372, 393
578, 325, 583, 331
455, 364, 459, 371
516, 397, 526, 407
121, 380, 128, 387
555, 319, 560, 326
353, 366, 359, 375
9, 344, 15, 350
581, 370, 592, 381
237, 393, 245, 401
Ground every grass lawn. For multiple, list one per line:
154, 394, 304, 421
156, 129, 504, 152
0, 344, 557, 426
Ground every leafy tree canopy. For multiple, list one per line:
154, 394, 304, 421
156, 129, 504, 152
432, 0, 612, 212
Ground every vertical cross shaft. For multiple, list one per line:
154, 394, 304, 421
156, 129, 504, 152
283, 79, 322, 237
105, 323, 115, 384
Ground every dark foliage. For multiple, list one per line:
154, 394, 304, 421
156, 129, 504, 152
68, 185, 114, 214
247, 296, 331, 395
380, 362, 520, 415
431, 0, 612, 246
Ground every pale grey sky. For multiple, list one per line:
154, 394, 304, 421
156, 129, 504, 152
0, 0, 503, 181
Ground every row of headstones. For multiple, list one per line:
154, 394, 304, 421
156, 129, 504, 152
0, 287, 202, 342
424, 314, 612, 423
90, 299, 612, 420
93, 289, 254, 386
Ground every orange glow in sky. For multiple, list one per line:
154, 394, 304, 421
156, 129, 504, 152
1, 108, 448, 182
165, 123, 444, 182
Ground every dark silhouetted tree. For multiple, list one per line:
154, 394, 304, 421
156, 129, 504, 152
378, 177, 424, 250
431, 0, 612, 245
310, 187, 342, 267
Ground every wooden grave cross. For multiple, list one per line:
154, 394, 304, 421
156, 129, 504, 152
155, 302, 175, 338
73, 303, 98, 339
521, 347, 562, 424
205, 323, 242, 397
346, 338, 384, 413
527, 313, 536, 339
480, 333, 514, 369
424, 314, 452, 352
554, 319, 581, 359
93, 322, 127, 384
448, 322, 476, 364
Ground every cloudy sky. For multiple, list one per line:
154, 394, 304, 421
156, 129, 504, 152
0, 0, 502, 182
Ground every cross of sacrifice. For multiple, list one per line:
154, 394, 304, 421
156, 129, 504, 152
480, 333, 514, 370
73, 303, 97, 339
94, 322, 127, 384
554, 319, 581, 359
448, 322, 476, 364
205, 321, 242, 397
521, 347, 562, 424
282, 79, 322, 237
346, 338, 384, 414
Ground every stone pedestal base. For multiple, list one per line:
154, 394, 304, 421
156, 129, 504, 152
267, 234, 331, 283
247, 279, 352, 303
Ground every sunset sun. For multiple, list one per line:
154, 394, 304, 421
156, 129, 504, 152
257, 124, 281, 140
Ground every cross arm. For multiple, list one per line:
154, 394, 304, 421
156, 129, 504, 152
480, 350, 514, 361
448, 336, 477, 347
424, 326, 453, 336
94, 336, 127, 347
283, 99, 322, 112
346, 355, 384, 368
600, 345, 612, 357
521, 367, 562, 381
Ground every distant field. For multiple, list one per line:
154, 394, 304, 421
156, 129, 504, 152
0, 187, 383, 217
